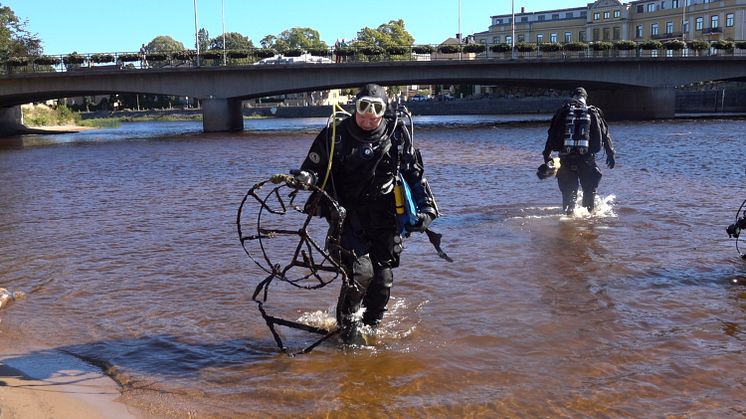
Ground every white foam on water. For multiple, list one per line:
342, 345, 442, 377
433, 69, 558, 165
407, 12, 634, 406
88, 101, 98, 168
561, 192, 617, 219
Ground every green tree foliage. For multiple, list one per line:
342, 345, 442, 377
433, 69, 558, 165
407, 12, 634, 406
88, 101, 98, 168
0, 5, 42, 59
208, 32, 254, 50
356, 19, 414, 47
197, 28, 209, 51
261, 27, 327, 51
146, 36, 185, 52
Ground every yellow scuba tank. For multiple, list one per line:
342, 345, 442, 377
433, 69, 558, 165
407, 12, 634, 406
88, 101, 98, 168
394, 181, 406, 216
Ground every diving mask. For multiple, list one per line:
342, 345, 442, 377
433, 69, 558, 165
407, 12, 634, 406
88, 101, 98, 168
356, 96, 387, 117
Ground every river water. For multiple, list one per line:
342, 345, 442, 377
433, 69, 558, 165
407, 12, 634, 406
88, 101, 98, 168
1, 115, 745, 417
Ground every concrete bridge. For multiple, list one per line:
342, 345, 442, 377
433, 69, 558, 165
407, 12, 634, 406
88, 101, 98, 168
1, 56, 745, 132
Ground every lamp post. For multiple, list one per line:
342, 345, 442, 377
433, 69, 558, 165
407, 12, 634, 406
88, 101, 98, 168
193, 0, 200, 66
458, 0, 462, 60
511, 0, 516, 59
222, 0, 226, 65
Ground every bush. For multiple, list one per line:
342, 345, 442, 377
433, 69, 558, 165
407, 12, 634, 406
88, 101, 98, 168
200, 50, 222, 60
255, 48, 276, 58
539, 43, 562, 52
490, 43, 512, 53
614, 40, 637, 51
90, 54, 114, 63
639, 40, 662, 50
663, 40, 686, 50
515, 43, 536, 52
711, 40, 734, 50
307, 48, 329, 57
686, 40, 709, 51
589, 41, 613, 51
118, 53, 141, 62
172, 50, 196, 60
736, 41, 746, 50
63, 53, 86, 64
146, 53, 168, 61
283, 48, 304, 57
438, 44, 461, 54
6, 57, 29, 66
563, 42, 588, 51
227, 50, 250, 59
386, 45, 409, 55
360, 46, 384, 55
462, 44, 486, 53
33, 56, 61, 66
412, 45, 433, 54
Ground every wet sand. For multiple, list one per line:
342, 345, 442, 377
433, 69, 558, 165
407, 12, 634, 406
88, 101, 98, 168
0, 353, 140, 418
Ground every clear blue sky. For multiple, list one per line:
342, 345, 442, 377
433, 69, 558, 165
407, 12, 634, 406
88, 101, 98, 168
6, 0, 582, 55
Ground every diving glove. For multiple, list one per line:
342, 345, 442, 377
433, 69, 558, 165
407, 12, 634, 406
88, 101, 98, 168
406, 213, 433, 233
606, 154, 616, 169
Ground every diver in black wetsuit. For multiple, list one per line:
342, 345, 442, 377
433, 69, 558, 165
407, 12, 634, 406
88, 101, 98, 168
293, 84, 439, 344
542, 87, 616, 214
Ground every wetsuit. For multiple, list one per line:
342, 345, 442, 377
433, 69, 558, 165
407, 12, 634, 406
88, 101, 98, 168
299, 114, 438, 335
543, 99, 615, 213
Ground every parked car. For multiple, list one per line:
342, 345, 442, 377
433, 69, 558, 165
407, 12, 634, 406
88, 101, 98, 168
410, 95, 429, 102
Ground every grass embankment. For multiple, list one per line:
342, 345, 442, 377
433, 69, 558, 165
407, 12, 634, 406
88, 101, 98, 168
23, 104, 120, 128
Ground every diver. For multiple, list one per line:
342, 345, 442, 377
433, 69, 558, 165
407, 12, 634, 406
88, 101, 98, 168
292, 83, 439, 345
541, 87, 616, 214
726, 203, 746, 260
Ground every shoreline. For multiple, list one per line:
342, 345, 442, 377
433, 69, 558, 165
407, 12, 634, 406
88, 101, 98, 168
0, 349, 142, 419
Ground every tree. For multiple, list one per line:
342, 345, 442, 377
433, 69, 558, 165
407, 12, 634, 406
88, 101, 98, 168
208, 32, 254, 50
260, 35, 276, 49
145, 35, 185, 52
197, 28, 209, 51
260, 28, 327, 51
0, 5, 42, 59
356, 19, 414, 47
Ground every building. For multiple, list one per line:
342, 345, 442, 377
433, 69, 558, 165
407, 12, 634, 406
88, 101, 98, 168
473, 0, 746, 45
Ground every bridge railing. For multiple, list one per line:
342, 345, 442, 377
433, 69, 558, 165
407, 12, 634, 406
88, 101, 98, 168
2, 41, 745, 76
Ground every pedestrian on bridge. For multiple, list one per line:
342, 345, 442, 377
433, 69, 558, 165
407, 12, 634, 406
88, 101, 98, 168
541, 87, 616, 215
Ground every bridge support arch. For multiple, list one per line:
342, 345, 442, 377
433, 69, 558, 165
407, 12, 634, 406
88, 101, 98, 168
0, 105, 26, 134
590, 87, 675, 120
201, 98, 243, 132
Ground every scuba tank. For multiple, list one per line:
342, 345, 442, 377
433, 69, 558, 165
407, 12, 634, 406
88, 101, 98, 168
563, 104, 591, 154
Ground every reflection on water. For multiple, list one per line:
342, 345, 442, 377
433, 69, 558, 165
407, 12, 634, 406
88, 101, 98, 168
0, 117, 745, 417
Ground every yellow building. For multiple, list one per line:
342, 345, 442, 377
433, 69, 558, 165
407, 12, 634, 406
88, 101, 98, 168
473, 0, 746, 45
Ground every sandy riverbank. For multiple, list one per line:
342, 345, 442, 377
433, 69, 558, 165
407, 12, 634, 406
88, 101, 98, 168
0, 351, 142, 419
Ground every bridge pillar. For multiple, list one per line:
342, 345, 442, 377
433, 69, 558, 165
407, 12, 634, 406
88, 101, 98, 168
590, 87, 675, 120
0, 105, 26, 134
201, 98, 243, 132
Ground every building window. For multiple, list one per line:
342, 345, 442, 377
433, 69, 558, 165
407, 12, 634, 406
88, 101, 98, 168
637, 5, 644, 13
666, 21, 673, 33
579, 31, 587, 42
506, 36, 512, 45
564, 32, 572, 42
593, 28, 600, 41
726, 13, 734, 27
537, 34, 544, 43
636, 25, 644, 38
565, 13, 573, 19
517, 35, 525, 42
614, 10, 621, 18
647, 4, 655, 12
651, 23, 659, 35
520, 16, 528, 23
552, 13, 559, 20
550, 33, 558, 43
672, 0, 679, 7
604, 11, 610, 19
711, 15, 719, 28
538, 15, 545, 21
613, 27, 621, 40
594, 12, 600, 20
682, 20, 689, 33
695, 17, 703, 30
493, 36, 500, 44
603, 28, 610, 41
660, 1, 665, 10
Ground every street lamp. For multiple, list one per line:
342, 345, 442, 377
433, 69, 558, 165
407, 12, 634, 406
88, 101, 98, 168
511, 0, 516, 59
222, 0, 226, 65
194, 0, 200, 66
